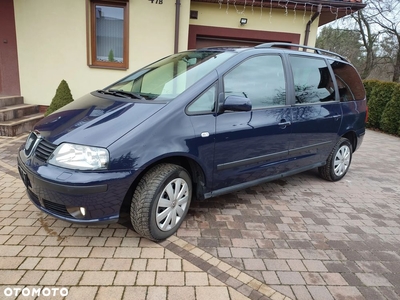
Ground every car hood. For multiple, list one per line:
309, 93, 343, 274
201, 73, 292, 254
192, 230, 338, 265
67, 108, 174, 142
34, 93, 166, 147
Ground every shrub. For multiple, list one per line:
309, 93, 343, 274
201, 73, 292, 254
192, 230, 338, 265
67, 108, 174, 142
363, 79, 380, 103
381, 83, 400, 135
45, 80, 74, 116
366, 81, 397, 129
108, 49, 115, 62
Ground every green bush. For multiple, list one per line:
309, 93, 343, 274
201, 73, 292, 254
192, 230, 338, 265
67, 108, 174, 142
108, 49, 115, 62
381, 83, 400, 135
398, 122, 400, 136
366, 81, 397, 129
45, 80, 74, 116
363, 79, 380, 103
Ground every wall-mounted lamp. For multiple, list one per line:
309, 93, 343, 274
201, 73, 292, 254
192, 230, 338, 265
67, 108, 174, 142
240, 18, 248, 25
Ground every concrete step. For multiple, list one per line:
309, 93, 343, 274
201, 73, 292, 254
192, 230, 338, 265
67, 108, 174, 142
0, 104, 39, 121
0, 113, 44, 137
0, 96, 24, 108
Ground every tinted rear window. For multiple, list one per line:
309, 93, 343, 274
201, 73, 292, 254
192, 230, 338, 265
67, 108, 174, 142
328, 59, 366, 101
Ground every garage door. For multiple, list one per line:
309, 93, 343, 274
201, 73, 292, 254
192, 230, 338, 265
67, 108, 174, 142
196, 36, 265, 48
188, 25, 301, 50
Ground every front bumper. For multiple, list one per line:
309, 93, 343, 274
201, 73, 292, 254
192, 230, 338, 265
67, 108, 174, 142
17, 150, 134, 224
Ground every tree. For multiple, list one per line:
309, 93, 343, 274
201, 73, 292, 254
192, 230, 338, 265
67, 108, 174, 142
354, 0, 400, 82
350, 10, 380, 79
316, 26, 364, 73
45, 80, 74, 116
320, 0, 400, 82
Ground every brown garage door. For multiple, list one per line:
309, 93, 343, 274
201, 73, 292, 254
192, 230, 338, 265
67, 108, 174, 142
196, 36, 264, 48
188, 25, 301, 50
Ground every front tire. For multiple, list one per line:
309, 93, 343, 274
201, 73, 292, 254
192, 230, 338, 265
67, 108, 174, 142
319, 138, 352, 182
130, 164, 192, 241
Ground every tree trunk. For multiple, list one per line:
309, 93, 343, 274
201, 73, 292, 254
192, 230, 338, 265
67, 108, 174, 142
392, 48, 400, 82
354, 11, 376, 79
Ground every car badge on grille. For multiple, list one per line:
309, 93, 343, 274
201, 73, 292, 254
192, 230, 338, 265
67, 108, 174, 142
24, 131, 41, 158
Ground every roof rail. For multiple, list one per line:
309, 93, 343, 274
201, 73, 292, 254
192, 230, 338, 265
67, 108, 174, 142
255, 42, 348, 62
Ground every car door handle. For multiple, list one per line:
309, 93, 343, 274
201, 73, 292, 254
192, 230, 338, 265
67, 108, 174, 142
278, 120, 291, 127
332, 115, 341, 121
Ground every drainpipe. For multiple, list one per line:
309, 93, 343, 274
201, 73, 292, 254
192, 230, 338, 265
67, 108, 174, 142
174, 0, 181, 53
303, 4, 322, 48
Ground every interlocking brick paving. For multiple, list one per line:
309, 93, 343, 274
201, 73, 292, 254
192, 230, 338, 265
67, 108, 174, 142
1, 129, 400, 299
177, 130, 400, 299
0, 134, 283, 300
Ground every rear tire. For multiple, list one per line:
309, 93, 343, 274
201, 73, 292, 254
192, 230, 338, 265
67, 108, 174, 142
130, 164, 192, 241
319, 138, 352, 182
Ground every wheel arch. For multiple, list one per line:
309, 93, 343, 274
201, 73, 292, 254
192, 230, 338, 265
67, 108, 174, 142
342, 131, 357, 153
119, 155, 208, 218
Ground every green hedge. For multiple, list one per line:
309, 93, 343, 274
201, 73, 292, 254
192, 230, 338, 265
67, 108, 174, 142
363, 80, 380, 102
363, 79, 400, 136
381, 84, 400, 135
366, 81, 397, 129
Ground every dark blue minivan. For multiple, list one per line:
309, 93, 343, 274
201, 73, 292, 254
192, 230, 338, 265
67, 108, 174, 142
17, 43, 367, 241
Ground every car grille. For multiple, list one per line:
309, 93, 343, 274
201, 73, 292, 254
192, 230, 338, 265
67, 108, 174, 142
43, 199, 71, 218
35, 139, 57, 162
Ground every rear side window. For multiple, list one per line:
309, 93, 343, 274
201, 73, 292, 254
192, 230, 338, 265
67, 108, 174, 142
328, 59, 366, 101
289, 55, 335, 104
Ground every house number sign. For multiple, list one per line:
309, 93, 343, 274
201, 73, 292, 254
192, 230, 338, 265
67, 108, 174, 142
148, 0, 163, 4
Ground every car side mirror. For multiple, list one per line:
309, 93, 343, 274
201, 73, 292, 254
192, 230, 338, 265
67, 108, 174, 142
223, 95, 252, 112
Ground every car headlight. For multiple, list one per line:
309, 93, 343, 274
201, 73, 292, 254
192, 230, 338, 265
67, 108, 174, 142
48, 143, 109, 170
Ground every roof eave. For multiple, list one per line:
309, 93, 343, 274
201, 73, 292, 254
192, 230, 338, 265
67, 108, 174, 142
191, 0, 366, 26
318, 2, 366, 26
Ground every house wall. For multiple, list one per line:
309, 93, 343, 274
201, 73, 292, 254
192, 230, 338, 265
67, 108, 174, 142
13, 0, 191, 105
14, 0, 318, 106
189, 2, 318, 46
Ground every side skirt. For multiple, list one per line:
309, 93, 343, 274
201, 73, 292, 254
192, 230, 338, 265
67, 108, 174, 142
204, 162, 325, 199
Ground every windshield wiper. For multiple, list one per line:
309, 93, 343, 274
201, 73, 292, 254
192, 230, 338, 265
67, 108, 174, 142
97, 89, 145, 100
108, 89, 146, 100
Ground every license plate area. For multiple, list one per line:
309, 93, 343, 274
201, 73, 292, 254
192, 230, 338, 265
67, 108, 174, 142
18, 166, 31, 188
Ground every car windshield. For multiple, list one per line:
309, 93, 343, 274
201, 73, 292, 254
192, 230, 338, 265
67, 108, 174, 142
106, 50, 235, 101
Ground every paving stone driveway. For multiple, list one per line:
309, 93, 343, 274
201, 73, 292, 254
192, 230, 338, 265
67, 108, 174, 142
178, 130, 400, 300
0, 129, 399, 299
